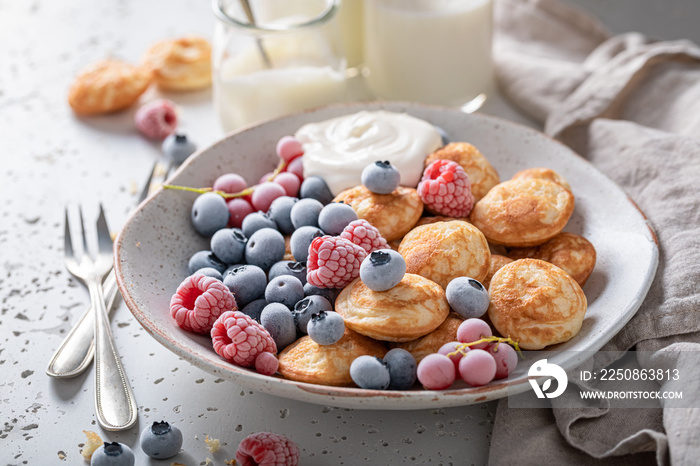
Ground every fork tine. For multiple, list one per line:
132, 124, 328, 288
138, 161, 158, 204
79, 205, 90, 261
64, 207, 74, 260
96, 204, 113, 254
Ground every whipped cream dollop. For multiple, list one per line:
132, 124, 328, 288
295, 110, 442, 195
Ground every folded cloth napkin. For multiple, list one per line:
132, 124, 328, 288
490, 0, 700, 464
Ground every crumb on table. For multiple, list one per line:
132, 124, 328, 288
205, 434, 221, 453
80, 430, 103, 460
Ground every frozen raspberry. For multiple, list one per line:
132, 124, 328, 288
135, 99, 178, 140
211, 311, 276, 367
307, 236, 367, 289
170, 274, 236, 334
254, 351, 279, 376
417, 159, 474, 217
340, 219, 388, 254
236, 432, 300, 466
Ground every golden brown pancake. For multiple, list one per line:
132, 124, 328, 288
392, 314, 464, 363
488, 259, 587, 350
414, 216, 471, 227
483, 254, 514, 290
398, 221, 491, 289
511, 167, 571, 192
277, 328, 386, 386
333, 185, 423, 242
142, 35, 212, 91
507, 232, 596, 286
335, 274, 449, 342
424, 142, 500, 202
68, 60, 152, 115
470, 178, 575, 247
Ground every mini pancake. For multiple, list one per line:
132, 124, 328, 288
511, 167, 571, 192
68, 60, 152, 115
332, 185, 423, 242
507, 232, 596, 286
335, 274, 449, 342
142, 35, 212, 91
391, 314, 463, 363
277, 328, 386, 386
483, 254, 514, 290
469, 178, 574, 247
488, 259, 587, 350
398, 221, 491, 289
414, 216, 471, 227
424, 142, 500, 202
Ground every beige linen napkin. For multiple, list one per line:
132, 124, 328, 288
490, 0, 700, 464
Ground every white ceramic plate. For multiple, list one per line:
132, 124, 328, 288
115, 102, 658, 410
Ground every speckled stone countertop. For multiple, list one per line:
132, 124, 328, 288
5, 0, 693, 464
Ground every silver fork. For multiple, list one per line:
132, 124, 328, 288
46, 165, 157, 378
63, 205, 138, 431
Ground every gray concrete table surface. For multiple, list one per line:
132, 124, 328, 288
1, 0, 694, 465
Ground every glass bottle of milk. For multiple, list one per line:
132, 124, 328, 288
364, 0, 494, 108
212, 0, 347, 132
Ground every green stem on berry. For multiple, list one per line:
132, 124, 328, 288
447, 336, 523, 359
162, 159, 289, 200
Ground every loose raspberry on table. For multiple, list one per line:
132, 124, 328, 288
306, 236, 367, 289
211, 311, 277, 367
170, 274, 236, 334
236, 432, 300, 466
340, 219, 388, 254
417, 159, 474, 217
134, 99, 178, 140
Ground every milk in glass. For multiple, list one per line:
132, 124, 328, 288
364, 0, 493, 106
213, 0, 347, 132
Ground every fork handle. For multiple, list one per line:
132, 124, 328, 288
90, 280, 138, 431
46, 271, 119, 378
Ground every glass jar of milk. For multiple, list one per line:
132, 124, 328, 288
364, 0, 494, 108
212, 0, 347, 132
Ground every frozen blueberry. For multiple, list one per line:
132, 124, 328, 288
223, 264, 267, 308
245, 228, 285, 272
210, 228, 247, 264
293, 295, 333, 333
359, 249, 406, 291
383, 348, 417, 390
290, 198, 324, 229
350, 356, 391, 390
194, 267, 224, 281
445, 277, 490, 319
224, 264, 245, 276
290, 225, 324, 262
361, 161, 400, 194
303, 283, 340, 305
191, 193, 230, 237
140, 420, 183, 459
268, 196, 298, 235
162, 133, 196, 165
300, 176, 333, 205
434, 125, 450, 146
318, 202, 358, 235
260, 303, 297, 349
242, 211, 278, 238
90, 442, 135, 466
188, 250, 227, 275
269, 260, 307, 286
265, 275, 304, 309
241, 298, 267, 322
307, 310, 345, 345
